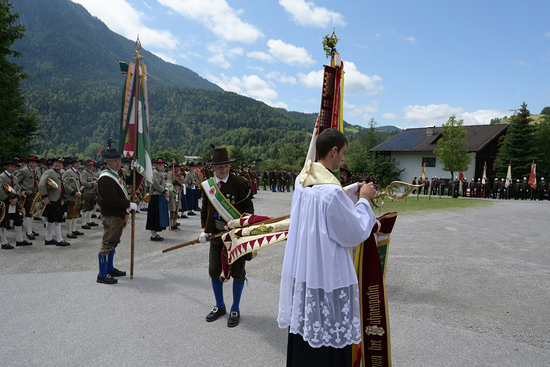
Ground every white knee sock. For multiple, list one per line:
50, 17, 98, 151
55, 223, 63, 242
46, 222, 54, 241
25, 217, 33, 235
15, 226, 24, 242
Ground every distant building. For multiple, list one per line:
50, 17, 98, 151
372, 124, 509, 183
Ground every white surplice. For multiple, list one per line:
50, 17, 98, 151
278, 162, 376, 348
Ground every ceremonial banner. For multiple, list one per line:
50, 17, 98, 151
528, 162, 537, 189
354, 212, 397, 367
505, 164, 512, 188
420, 163, 426, 180
222, 214, 289, 265
481, 163, 487, 185
118, 62, 153, 203
304, 62, 345, 164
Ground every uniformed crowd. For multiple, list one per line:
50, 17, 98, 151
411, 176, 549, 200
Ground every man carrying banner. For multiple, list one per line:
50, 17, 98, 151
199, 147, 253, 328
277, 128, 377, 366
96, 147, 137, 284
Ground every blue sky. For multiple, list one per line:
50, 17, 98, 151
71, 0, 550, 129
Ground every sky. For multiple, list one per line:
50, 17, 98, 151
70, 0, 550, 129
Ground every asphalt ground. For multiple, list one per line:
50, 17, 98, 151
1, 189, 549, 366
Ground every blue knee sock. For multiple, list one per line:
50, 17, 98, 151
211, 278, 225, 308
231, 280, 245, 312
98, 253, 107, 277
106, 250, 115, 272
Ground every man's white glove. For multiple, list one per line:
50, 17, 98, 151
129, 202, 138, 212
199, 230, 211, 243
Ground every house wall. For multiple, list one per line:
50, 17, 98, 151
391, 152, 477, 183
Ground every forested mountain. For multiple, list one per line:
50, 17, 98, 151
11, 0, 399, 160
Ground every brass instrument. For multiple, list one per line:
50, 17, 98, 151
370, 181, 423, 209
67, 176, 81, 195
1, 183, 16, 222
19, 195, 27, 215
29, 178, 59, 218
142, 193, 152, 203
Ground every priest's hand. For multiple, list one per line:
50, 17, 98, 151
359, 182, 376, 202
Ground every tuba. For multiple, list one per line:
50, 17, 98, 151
29, 178, 59, 218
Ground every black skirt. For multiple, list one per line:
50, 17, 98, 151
286, 331, 352, 367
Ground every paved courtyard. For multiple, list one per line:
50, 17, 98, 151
1, 190, 549, 366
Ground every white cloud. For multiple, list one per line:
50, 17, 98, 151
206, 43, 245, 68
157, 0, 263, 43
544, 32, 550, 38
345, 100, 379, 121
407, 36, 416, 44
267, 39, 315, 67
390, 104, 509, 127
343, 61, 383, 95
511, 60, 526, 66
460, 109, 510, 125
265, 71, 297, 85
72, 0, 179, 50
151, 51, 177, 64
298, 70, 323, 88
279, 0, 345, 27
381, 112, 399, 120
204, 73, 286, 108
247, 51, 274, 62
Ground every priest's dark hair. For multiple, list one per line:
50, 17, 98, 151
316, 128, 348, 160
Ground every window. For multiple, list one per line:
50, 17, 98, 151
422, 157, 436, 167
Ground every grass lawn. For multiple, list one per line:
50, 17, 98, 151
374, 195, 494, 215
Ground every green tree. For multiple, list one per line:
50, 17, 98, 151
540, 107, 550, 115
0, 0, 41, 160
84, 142, 103, 161
535, 115, 550, 177
494, 102, 539, 179
434, 115, 471, 197
373, 155, 404, 187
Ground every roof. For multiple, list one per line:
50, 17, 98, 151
372, 124, 509, 152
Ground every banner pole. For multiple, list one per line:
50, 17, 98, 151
130, 37, 142, 279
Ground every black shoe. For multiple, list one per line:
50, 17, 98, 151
87, 222, 99, 227
108, 268, 126, 277
227, 311, 240, 327
142, 208, 148, 211
2, 243, 14, 250
206, 306, 226, 322
91, 214, 97, 218
175, 222, 180, 227
56, 240, 70, 247
27, 233, 36, 240
97, 274, 118, 284
81, 224, 92, 230
34, 217, 42, 221
45, 239, 58, 245
150, 235, 164, 241
180, 214, 188, 219
73, 230, 84, 236
16, 240, 33, 246
67, 233, 78, 239
187, 211, 196, 216
32, 231, 39, 236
